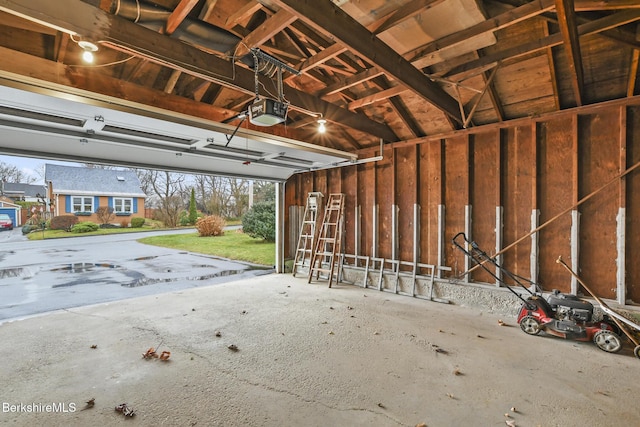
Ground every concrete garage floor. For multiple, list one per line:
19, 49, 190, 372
1, 274, 639, 427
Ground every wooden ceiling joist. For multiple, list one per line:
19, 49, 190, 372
442, 9, 640, 80
0, 0, 398, 142
269, 0, 463, 124
369, 0, 448, 35
232, 9, 297, 57
555, 0, 584, 106
406, 0, 556, 67
224, 0, 262, 29
164, 0, 199, 35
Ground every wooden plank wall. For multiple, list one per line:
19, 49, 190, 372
285, 102, 640, 304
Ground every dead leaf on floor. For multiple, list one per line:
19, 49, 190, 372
432, 345, 448, 354
143, 346, 170, 361
90, 344, 97, 349
81, 398, 95, 410
143, 347, 157, 359
115, 403, 135, 417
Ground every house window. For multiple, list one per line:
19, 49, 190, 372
72, 196, 93, 213
114, 198, 132, 214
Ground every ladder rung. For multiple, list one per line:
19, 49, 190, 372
315, 252, 335, 257
311, 268, 333, 273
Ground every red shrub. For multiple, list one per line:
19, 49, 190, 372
50, 215, 79, 231
195, 215, 226, 237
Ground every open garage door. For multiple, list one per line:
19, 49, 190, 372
0, 79, 356, 182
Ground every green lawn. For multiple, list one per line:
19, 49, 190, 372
26, 223, 169, 240
138, 230, 275, 266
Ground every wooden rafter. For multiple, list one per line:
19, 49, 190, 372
544, 21, 561, 110
224, 0, 262, 29
198, 0, 218, 21
406, 0, 556, 68
233, 9, 297, 57
347, 85, 407, 111
442, 10, 640, 80
369, 0, 447, 34
0, 0, 398, 142
269, 0, 463, 124
555, 0, 584, 106
319, 67, 384, 97
292, 43, 347, 75
164, 0, 199, 35
371, 76, 424, 138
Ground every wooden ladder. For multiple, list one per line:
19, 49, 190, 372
292, 192, 323, 277
308, 193, 345, 288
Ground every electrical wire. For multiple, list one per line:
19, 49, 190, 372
69, 56, 135, 68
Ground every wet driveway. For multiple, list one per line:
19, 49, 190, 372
0, 228, 273, 322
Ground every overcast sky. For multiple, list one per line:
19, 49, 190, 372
0, 154, 80, 184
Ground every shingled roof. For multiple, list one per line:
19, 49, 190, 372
2, 182, 46, 199
45, 164, 146, 198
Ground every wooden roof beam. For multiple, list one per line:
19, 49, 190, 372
164, 0, 199, 35
555, 0, 584, 106
224, 0, 262, 29
369, 0, 447, 34
319, 67, 384, 97
406, 0, 556, 68
442, 10, 640, 80
269, 0, 463, 124
0, 0, 398, 142
232, 9, 297, 57
347, 85, 407, 111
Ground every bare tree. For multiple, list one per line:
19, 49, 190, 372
228, 178, 249, 218
0, 161, 37, 184
142, 170, 187, 227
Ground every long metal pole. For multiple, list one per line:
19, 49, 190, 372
463, 158, 640, 276
556, 256, 639, 347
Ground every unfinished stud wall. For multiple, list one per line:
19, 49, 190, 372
285, 101, 640, 305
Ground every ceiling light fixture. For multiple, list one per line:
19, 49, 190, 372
317, 118, 327, 134
78, 40, 98, 63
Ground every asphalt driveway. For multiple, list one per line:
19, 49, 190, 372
0, 228, 273, 323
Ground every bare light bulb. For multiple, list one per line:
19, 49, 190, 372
317, 118, 327, 134
78, 40, 98, 64
82, 50, 94, 63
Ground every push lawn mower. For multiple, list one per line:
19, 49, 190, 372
452, 232, 640, 359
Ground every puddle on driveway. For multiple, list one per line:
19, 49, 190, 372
51, 263, 120, 273
0, 267, 28, 279
122, 269, 247, 287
